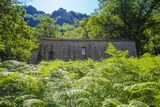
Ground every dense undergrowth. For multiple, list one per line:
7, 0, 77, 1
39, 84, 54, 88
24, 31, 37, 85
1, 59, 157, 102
0, 45, 160, 107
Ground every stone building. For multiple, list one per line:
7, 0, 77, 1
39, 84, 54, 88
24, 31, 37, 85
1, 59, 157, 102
30, 38, 137, 64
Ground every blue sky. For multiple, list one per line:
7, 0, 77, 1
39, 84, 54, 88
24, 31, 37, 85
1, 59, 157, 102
26, 0, 99, 15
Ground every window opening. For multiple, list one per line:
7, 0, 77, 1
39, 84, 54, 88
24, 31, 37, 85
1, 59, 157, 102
81, 47, 86, 56
48, 51, 54, 60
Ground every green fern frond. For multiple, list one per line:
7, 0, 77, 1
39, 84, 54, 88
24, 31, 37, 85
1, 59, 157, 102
106, 43, 129, 58
129, 100, 149, 107
124, 82, 160, 105
102, 98, 122, 107
117, 100, 149, 107
0, 99, 16, 107
22, 99, 45, 107
14, 95, 36, 105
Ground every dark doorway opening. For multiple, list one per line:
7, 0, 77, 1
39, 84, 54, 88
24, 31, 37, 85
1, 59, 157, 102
48, 51, 54, 60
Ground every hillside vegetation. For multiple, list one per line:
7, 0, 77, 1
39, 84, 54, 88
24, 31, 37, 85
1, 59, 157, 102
24, 5, 89, 27
0, 45, 160, 107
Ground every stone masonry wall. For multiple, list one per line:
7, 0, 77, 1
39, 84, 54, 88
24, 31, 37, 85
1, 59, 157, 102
30, 39, 137, 64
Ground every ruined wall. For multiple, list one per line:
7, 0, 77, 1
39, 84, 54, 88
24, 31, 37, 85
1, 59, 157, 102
30, 39, 137, 64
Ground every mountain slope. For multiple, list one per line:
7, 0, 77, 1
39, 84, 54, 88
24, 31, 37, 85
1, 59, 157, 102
23, 5, 89, 27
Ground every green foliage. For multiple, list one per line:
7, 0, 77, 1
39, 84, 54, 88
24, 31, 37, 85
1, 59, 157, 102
117, 101, 149, 107
51, 8, 89, 26
102, 98, 122, 107
0, 37, 5, 52
0, 51, 160, 106
23, 5, 89, 39
106, 43, 129, 57
54, 19, 89, 39
36, 17, 56, 39
24, 14, 40, 27
0, 0, 37, 62
23, 6, 89, 27
22, 99, 45, 107
87, 0, 160, 55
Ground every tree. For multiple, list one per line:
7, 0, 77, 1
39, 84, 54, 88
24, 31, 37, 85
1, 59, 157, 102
75, 18, 89, 38
57, 19, 89, 39
24, 14, 40, 27
50, 8, 89, 26
0, 0, 36, 62
36, 17, 56, 39
55, 16, 70, 26
0, 37, 4, 52
87, 0, 160, 55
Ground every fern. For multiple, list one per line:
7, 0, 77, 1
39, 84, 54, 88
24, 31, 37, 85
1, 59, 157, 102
14, 95, 36, 106
53, 89, 90, 107
124, 82, 160, 106
0, 53, 160, 106
0, 99, 16, 107
117, 100, 149, 107
22, 99, 45, 107
102, 98, 122, 107
106, 43, 129, 58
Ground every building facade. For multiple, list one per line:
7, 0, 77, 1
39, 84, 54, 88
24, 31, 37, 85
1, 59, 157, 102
30, 38, 137, 64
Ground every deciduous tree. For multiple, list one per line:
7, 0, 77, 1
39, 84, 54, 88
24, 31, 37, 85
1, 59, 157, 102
0, 0, 36, 62
87, 0, 160, 55
36, 17, 56, 39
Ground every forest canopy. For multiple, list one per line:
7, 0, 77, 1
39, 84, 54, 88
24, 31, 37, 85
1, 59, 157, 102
0, 0, 37, 62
